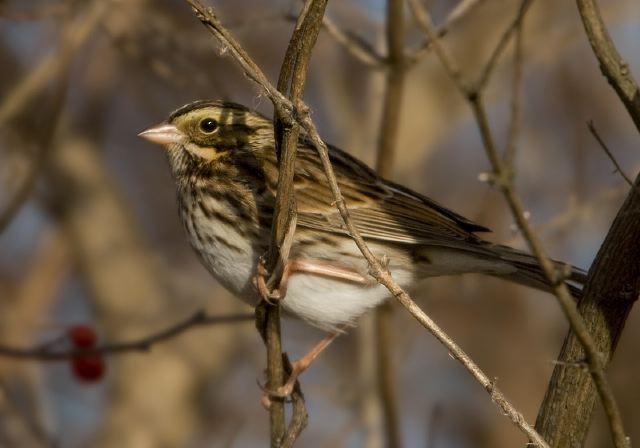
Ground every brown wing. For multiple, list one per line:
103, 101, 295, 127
262, 138, 490, 248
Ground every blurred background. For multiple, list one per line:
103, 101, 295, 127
0, 0, 639, 446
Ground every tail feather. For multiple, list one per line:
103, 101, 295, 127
490, 244, 586, 299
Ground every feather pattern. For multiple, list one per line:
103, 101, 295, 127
141, 100, 587, 330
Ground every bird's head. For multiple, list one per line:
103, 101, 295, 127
139, 100, 274, 177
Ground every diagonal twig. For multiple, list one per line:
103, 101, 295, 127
0, 311, 255, 361
587, 121, 635, 188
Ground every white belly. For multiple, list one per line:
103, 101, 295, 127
280, 266, 414, 331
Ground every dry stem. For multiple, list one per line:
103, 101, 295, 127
0, 311, 254, 361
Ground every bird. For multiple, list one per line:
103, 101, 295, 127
139, 99, 585, 333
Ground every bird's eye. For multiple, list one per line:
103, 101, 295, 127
199, 118, 218, 133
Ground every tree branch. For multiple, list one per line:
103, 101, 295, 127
576, 0, 640, 133
372, 1, 406, 446
264, 0, 328, 445
0, 311, 254, 361
588, 121, 635, 189
533, 1, 640, 445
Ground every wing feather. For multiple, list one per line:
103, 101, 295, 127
263, 137, 490, 248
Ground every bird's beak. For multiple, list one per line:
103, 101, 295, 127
138, 123, 184, 145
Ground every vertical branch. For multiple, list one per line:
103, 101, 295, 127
503, 20, 524, 167
263, 1, 329, 446
534, 1, 640, 445
373, 0, 406, 447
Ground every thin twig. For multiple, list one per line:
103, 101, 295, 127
405, 0, 484, 66
280, 356, 308, 448
503, 18, 525, 166
312, 0, 484, 69
0, 311, 254, 361
411, 3, 629, 447
407, 0, 468, 89
184, 1, 548, 445
587, 121, 634, 188
320, 15, 385, 68
372, 0, 406, 446
475, 0, 533, 91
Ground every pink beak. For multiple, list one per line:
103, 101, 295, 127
138, 123, 184, 145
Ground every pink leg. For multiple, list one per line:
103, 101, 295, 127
254, 257, 370, 303
254, 258, 368, 402
274, 331, 340, 398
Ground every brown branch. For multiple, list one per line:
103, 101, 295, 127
262, 0, 328, 445
280, 357, 308, 448
503, 16, 525, 166
313, 0, 484, 69
319, 15, 385, 68
0, 311, 255, 361
475, 0, 533, 91
405, 0, 483, 66
534, 175, 640, 447
184, 1, 548, 445
372, 0, 406, 446
577, 0, 640, 133
533, 1, 640, 446
588, 121, 635, 188
411, 2, 630, 447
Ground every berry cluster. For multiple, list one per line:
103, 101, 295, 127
67, 325, 106, 383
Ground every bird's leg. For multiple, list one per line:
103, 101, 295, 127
255, 258, 369, 404
288, 258, 372, 284
254, 257, 370, 303
254, 257, 281, 304
270, 331, 340, 399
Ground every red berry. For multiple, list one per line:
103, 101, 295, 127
71, 355, 106, 382
68, 325, 97, 348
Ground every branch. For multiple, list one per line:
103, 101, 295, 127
262, 0, 327, 445
588, 121, 635, 189
184, 1, 547, 445
534, 1, 640, 445
319, 15, 385, 68
406, 0, 483, 67
503, 18, 525, 166
577, 0, 640, 133
0, 311, 254, 361
475, 0, 533, 91
410, 2, 630, 446
311, 0, 484, 69
372, 0, 406, 446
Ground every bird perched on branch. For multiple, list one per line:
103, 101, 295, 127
140, 100, 585, 331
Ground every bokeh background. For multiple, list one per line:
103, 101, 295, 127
1, 0, 639, 446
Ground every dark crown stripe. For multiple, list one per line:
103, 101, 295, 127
169, 100, 251, 122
